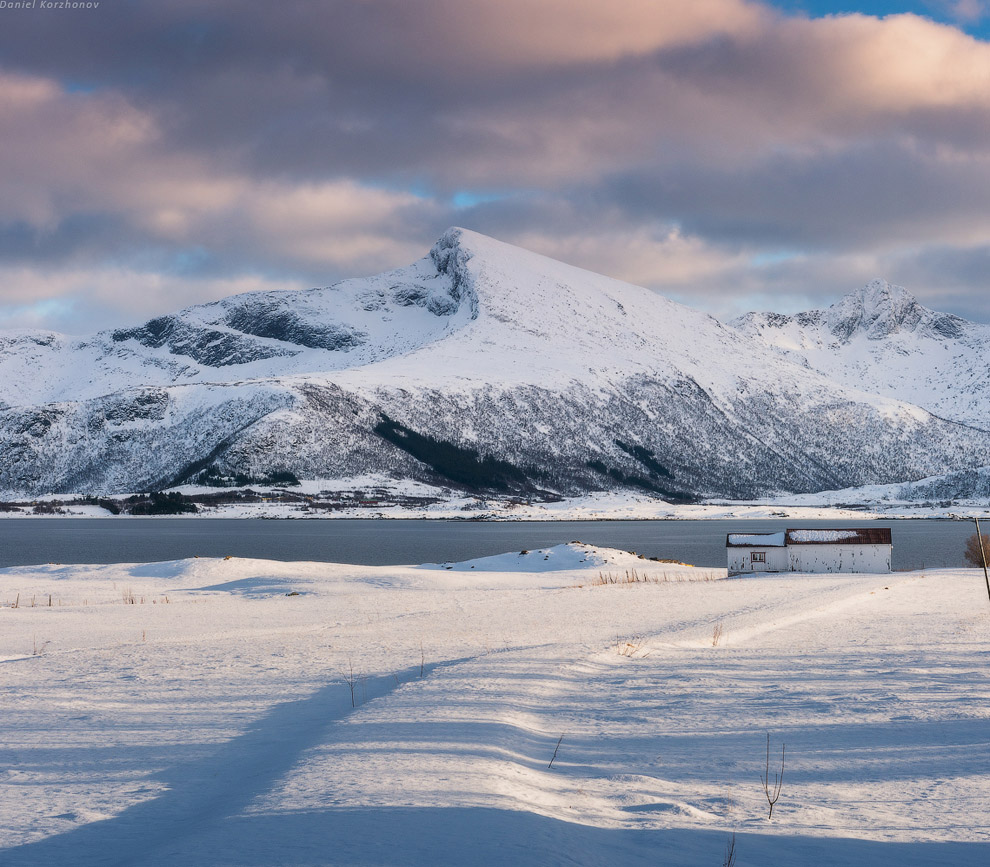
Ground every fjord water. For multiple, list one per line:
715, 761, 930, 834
0, 518, 976, 571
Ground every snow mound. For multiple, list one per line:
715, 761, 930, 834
418, 542, 670, 573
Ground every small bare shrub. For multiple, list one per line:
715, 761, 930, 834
722, 832, 737, 867
761, 732, 785, 819
341, 658, 359, 707
964, 532, 989, 568
712, 622, 724, 647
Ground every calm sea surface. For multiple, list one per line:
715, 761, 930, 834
0, 518, 978, 570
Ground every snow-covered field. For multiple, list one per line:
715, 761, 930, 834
2, 544, 989, 865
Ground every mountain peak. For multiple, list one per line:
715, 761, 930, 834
853, 278, 915, 309
731, 278, 973, 352
827, 279, 934, 341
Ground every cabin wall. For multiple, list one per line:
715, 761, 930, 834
727, 547, 788, 574
788, 544, 891, 573
727, 550, 749, 574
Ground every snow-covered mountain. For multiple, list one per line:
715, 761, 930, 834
731, 279, 990, 428
2, 231, 989, 499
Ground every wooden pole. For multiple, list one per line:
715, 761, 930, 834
976, 517, 990, 605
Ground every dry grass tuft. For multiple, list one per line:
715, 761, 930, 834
588, 568, 721, 586
615, 635, 649, 657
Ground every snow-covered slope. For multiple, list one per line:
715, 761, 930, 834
3, 233, 990, 498
0, 245, 478, 408
731, 279, 990, 428
3, 555, 989, 864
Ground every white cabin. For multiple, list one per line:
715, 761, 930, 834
727, 528, 892, 575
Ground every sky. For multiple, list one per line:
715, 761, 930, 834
2, 0, 990, 333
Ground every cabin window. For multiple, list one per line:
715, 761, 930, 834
751, 552, 766, 563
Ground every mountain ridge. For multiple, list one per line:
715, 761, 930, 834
2, 228, 988, 500
730, 279, 990, 429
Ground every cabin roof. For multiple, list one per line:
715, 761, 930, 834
784, 528, 892, 546
726, 528, 892, 547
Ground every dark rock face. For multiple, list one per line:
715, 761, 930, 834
430, 228, 479, 318
102, 390, 169, 424
926, 313, 966, 339
112, 316, 296, 367
224, 302, 367, 352
0, 332, 58, 351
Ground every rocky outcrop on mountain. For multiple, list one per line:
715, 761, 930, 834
824, 279, 967, 341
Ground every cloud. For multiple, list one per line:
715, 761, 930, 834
940, 0, 990, 23
2, 1, 990, 329
600, 139, 990, 251
11, 1, 990, 186
0, 69, 447, 275
0, 263, 311, 334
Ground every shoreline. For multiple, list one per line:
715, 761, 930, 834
0, 507, 984, 521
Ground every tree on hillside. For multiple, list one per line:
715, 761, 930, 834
964, 532, 989, 568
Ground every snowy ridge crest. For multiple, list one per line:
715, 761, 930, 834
729, 279, 990, 430
734, 279, 970, 344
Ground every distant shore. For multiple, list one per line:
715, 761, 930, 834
0, 492, 985, 521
